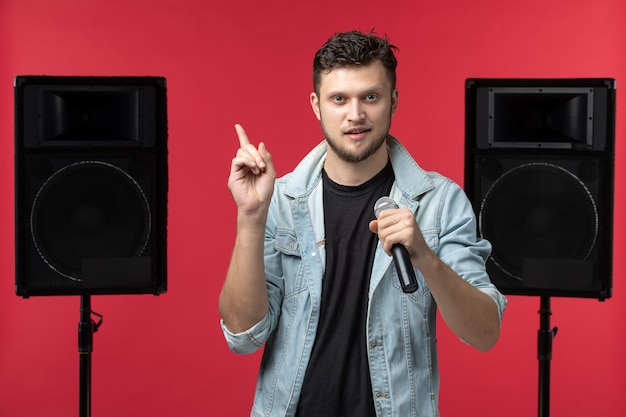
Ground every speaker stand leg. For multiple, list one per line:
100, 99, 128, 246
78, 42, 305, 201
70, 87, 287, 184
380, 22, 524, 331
538, 296, 558, 417
79, 295, 102, 417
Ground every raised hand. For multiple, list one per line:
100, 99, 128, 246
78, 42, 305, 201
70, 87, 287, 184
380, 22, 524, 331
228, 124, 276, 215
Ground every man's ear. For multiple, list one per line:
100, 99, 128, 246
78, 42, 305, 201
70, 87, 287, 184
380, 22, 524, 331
391, 88, 399, 115
310, 92, 321, 121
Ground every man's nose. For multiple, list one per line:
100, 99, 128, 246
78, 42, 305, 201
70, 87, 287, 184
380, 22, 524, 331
347, 99, 365, 121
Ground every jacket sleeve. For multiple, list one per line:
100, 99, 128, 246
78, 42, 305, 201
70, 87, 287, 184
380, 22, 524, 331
437, 179, 507, 324
220, 314, 273, 354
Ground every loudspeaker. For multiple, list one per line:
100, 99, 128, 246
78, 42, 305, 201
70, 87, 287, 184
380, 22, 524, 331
14, 76, 168, 297
464, 78, 615, 300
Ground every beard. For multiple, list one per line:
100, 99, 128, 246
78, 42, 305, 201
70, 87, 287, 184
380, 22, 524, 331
321, 121, 390, 163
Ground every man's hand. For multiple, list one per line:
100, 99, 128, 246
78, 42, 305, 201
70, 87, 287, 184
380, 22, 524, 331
228, 124, 276, 215
369, 207, 431, 267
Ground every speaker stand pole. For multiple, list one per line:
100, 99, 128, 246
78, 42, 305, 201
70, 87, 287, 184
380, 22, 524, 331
79, 295, 102, 417
538, 296, 558, 417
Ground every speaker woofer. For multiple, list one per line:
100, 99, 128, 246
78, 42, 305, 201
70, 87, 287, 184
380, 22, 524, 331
479, 162, 598, 280
31, 161, 151, 282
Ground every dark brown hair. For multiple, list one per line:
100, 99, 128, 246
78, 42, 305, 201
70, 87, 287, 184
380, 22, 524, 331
312, 30, 398, 94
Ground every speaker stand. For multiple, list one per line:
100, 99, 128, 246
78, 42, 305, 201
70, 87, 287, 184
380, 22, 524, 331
78, 295, 103, 417
538, 296, 558, 417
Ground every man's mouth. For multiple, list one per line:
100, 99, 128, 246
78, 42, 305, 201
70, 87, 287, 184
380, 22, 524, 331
344, 127, 371, 136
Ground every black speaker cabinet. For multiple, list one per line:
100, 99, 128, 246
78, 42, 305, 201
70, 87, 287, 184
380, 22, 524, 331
465, 78, 615, 300
14, 76, 168, 297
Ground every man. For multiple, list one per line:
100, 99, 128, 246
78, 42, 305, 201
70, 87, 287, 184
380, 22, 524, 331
220, 30, 507, 417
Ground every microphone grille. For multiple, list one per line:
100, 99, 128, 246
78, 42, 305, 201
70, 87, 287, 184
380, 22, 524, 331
374, 196, 398, 218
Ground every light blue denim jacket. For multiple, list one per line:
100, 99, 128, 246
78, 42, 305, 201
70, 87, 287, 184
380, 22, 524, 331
222, 137, 507, 417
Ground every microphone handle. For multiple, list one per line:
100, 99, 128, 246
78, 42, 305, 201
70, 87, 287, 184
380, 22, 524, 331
391, 244, 419, 293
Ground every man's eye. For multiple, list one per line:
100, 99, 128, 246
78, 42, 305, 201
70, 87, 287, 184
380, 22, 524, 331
332, 96, 344, 102
366, 94, 378, 101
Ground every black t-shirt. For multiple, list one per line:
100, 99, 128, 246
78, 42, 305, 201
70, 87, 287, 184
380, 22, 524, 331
295, 161, 394, 417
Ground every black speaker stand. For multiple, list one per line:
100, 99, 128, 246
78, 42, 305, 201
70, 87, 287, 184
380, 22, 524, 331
78, 295, 103, 417
538, 296, 558, 417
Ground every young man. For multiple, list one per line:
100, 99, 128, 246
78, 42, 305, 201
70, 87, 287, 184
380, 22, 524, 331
220, 30, 507, 417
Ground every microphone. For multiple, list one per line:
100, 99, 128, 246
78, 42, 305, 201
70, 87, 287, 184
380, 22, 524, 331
374, 197, 419, 293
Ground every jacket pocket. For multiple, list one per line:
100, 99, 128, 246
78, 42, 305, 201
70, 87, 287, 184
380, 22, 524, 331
274, 228, 305, 296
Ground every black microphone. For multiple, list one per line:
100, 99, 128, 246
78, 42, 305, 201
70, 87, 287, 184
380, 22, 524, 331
374, 197, 419, 293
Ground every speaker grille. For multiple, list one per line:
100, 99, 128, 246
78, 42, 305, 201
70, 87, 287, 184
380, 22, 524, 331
479, 162, 598, 280
30, 161, 151, 282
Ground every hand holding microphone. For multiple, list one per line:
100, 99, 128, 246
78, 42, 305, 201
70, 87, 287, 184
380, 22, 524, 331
373, 197, 419, 294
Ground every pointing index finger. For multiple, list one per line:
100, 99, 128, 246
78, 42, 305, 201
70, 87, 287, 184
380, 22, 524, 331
234, 124, 250, 147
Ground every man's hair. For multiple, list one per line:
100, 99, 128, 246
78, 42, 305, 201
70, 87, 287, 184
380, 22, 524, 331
312, 30, 398, 94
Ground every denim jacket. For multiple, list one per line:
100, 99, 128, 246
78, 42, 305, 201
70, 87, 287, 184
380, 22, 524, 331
222, 137, 507, 417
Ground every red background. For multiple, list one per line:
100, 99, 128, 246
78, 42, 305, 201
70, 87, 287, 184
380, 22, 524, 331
0, 0, 624, 416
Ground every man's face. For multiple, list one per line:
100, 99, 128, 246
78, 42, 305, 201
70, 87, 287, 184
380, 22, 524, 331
310, 62, 398, 163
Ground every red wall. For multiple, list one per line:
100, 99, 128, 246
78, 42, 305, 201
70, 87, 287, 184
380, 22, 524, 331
1, 0, 624, 416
